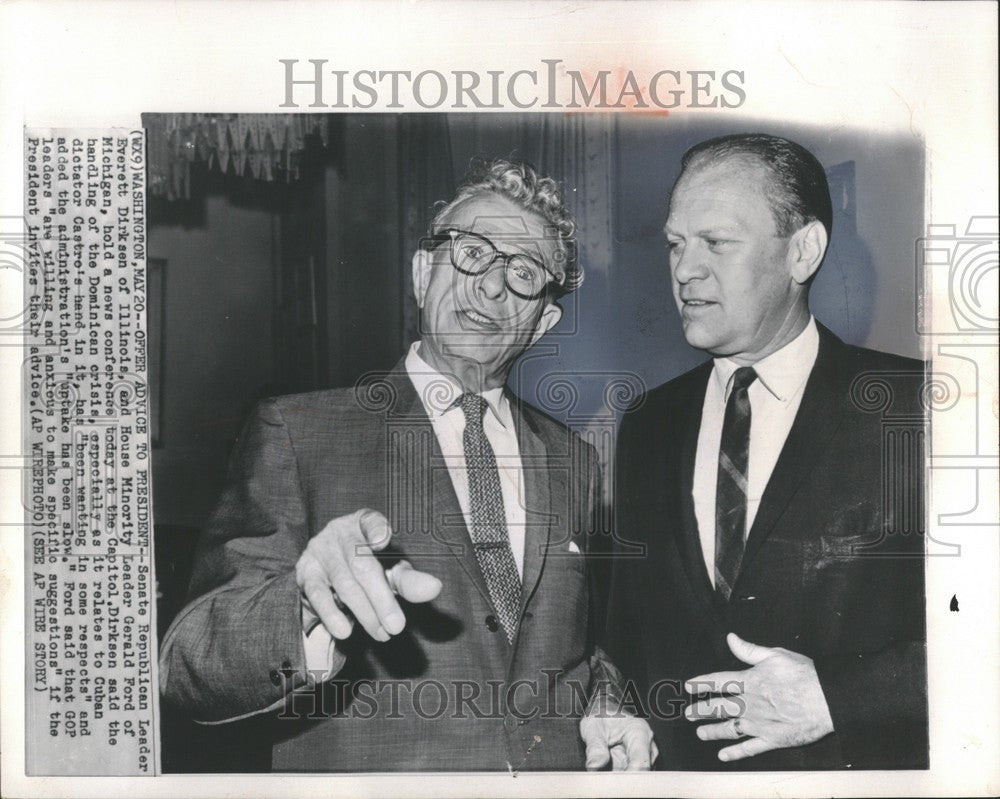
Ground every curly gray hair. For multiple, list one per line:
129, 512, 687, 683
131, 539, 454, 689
429, 157, 582, 296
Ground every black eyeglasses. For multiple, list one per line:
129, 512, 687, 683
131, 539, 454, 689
424, 228, 563, 301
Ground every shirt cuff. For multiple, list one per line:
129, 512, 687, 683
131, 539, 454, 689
301, 604, 347, 682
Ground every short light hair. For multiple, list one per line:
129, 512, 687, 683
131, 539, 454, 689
678, 133, 833, 240
430, 157, 582, 296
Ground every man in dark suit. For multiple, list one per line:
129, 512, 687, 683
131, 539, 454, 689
159, 158, 654, 771
605, 134, 927, 770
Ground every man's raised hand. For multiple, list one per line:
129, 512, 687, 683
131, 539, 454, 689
684, 632, 834, 762
295, 508, 442, 642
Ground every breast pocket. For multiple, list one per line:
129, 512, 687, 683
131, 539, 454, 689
801, 497, 881, 581
799, 528, 886, 652
802, 533, 871, 586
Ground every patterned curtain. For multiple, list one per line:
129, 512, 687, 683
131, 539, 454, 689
143, 113, 328, 200
536, 114, 622, 506
538, 114, 616, 285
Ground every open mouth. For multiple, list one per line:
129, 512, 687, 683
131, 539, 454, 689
458, 308, 499, 328
682, 299, 716, 310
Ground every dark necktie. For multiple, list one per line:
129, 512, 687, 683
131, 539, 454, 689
457, 393, 521, 642
715, 366, 758, 601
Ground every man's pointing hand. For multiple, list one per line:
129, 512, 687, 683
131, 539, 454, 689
296, 508, 442, 642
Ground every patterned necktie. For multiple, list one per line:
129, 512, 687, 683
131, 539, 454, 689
715, 366, 758, 601
457, 393, 522, 642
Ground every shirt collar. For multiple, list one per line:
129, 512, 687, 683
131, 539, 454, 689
712, 316, 820, 403
404, 341, 512, 428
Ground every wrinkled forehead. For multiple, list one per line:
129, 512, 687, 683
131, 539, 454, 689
440, 193, 561, 259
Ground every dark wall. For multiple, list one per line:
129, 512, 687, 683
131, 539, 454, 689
149, 177, 279, 529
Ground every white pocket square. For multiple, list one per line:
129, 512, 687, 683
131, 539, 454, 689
568, 541, 581, 554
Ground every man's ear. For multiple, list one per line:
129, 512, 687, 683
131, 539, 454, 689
529, 302, 563, 346
787, 220, 828, 285
412, 249, 431, 308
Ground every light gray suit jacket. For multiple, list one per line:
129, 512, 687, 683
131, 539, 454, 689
159, 362, 609, 771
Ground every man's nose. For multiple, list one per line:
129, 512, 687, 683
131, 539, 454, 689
476, 262, 507, 301
671, 245, 708, 283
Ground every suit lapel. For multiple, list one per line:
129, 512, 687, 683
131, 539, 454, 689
381, 365, 493, 606
737, 325, 850, 579
668, 364, 722, 617
508, 396, 553, 616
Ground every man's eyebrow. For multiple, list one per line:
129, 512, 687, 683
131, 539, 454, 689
662, 223, 743, 240
696, 226, 740, 237
490, 236, 548, 259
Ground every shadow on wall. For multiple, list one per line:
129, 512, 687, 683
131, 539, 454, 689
810, 159, 877, 348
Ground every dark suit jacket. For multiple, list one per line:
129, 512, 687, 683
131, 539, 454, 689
159, 362, 603, 771
605, 324, 928, 770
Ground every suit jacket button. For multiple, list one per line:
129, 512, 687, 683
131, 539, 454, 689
269, 668, 281, 686
485, 614, 499, 632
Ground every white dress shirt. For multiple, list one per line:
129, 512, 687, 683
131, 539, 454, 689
403, 341, 527, 576
303, 341, 527, 675
692, 317, 820, 586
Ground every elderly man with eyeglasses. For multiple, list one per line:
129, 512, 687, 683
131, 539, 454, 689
159, 158, 655, 772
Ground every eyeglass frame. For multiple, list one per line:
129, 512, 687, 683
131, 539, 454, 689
422, 228, 566, 301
